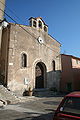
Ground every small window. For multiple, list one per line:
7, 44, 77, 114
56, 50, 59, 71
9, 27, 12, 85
44, 26, 47, 32
52, 60, 55, 71
76, 60, 78, 64
33, 21, 36, 27
38, 21, 42, 29
30, 20, 32, 27
22, 53, 27, 67
66, 82, 72, 92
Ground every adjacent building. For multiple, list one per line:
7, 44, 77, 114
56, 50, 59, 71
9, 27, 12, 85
60, 54, 80, 92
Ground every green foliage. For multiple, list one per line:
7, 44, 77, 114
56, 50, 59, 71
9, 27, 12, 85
49, 87, 57, 92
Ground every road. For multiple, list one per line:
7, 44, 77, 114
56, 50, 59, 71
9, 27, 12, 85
0, 96, 63, 120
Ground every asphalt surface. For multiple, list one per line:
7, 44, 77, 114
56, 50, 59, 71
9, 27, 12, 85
0, 96, 63, 120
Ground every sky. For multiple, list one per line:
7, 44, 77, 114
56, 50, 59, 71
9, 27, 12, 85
4, 0, 80, 57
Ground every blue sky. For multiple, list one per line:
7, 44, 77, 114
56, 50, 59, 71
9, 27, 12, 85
5, 0, 80, 57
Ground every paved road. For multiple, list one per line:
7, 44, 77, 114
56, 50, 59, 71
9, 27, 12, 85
0, 96, 63, 120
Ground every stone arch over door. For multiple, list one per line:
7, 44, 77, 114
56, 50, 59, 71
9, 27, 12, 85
35, 62, 47, 89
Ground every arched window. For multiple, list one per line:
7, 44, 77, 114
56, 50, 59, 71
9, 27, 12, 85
22, 53, 27, 67
38, 20, 42, 29
29, 20, 32, 27
44, 26, 47, 32
52, 60, 55, 71
33, 21, 36, 27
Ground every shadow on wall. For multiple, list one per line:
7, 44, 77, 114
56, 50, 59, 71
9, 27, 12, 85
47, 70, 61, 91
72, 68, 80, 91
22, 70, 61, 97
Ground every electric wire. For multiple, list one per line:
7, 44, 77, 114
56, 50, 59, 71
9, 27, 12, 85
0, 8, 37, 40
0, 0, 60, 54
0, 7, 60, 55
0, 0, 25, 24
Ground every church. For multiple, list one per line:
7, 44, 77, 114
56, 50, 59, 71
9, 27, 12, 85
0, 0, 61, 95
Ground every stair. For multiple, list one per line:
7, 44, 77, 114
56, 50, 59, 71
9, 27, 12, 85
0, 85, 20, 104
33, 88, 58, 97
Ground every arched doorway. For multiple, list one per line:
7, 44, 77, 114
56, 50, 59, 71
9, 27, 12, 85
35, 62, 46, 89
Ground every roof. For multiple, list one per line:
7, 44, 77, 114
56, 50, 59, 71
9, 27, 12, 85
61, 54, 80, 60
48, 34, 61, 46
9, 22, 61, 46
66, 92, 80, 97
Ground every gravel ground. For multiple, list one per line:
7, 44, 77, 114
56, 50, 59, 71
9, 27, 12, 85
0, 96, 63, 120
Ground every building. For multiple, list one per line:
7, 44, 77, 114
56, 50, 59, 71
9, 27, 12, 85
0, 0, 6, 55
0, 17, 61, 95
60, 54, 80, 92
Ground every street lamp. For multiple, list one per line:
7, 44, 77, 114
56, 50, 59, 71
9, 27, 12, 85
0, 18, 8, 30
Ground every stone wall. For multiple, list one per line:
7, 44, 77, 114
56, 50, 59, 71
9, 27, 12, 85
2, 23, 61, 94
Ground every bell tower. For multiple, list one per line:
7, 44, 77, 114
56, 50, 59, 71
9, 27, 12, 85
29, 17, 48, 33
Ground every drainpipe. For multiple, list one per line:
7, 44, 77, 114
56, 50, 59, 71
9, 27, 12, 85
0, 0, 6, 55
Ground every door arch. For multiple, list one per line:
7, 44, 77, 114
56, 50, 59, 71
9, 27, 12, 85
35, 62, 47, 89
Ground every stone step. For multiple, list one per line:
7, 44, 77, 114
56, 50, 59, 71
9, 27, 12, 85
33, 88, 57, 97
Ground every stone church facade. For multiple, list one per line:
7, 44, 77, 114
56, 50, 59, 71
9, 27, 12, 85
0, 17, 61, 94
